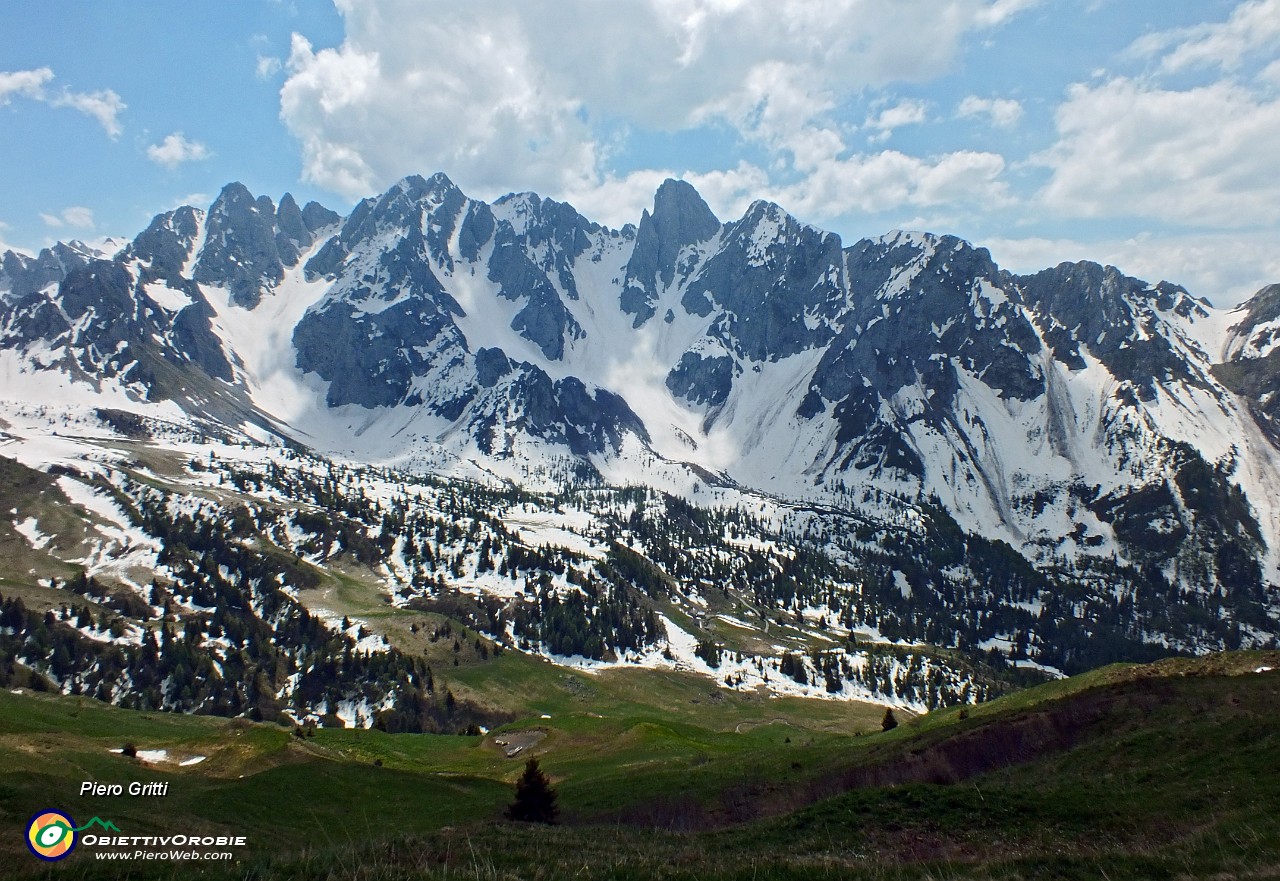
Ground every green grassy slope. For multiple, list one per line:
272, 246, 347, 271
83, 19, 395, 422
2, 650, 1278, 879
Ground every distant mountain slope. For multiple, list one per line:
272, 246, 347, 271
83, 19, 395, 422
2, 173, 1278, 687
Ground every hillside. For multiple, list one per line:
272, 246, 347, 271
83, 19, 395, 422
2, 651, 1277, 879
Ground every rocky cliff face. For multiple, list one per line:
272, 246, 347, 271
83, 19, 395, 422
1, 255, 232, 395
1216, 284, 1280, 444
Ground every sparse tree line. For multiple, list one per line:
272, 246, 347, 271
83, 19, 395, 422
772, 646, 997, 710
5, 441, 1275, 729
0, 471, 507, 733
606, 490, 1277, 677
157, 453, 1280, 684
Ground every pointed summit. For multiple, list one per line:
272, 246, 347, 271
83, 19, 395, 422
426, 171, 460, 194
1016, 261, 1206, 399
731, 198, 806, 239
1217, 283, 1280, 436
193, 182, 293, 308
275, 193, 311, 250
128, 204, 202, 278
651, 178, 720, 249
620, 179, 722, 326
301, 200, 340, 232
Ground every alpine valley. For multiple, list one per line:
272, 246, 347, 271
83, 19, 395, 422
3, 172, 1279, 731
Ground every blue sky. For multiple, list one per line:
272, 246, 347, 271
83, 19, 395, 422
2, 0, 1278, 304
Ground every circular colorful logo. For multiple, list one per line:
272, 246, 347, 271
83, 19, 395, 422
26, 810, 76, 861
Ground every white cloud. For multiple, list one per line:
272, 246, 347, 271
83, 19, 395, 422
146, 132, 212, 169
693, 59, 840, 151
1129, 0, 1280, 74
280, 21, 600, 201
39, 207, 95, 230
985, 231, 1280, 307
976, 0, 1040, 25
776, 149, 1009, 220
561, 146, 1009, 232
865, 99, 929, 141
956, 94, 1023, 127
1, 66, 125, 137
172, 192, 211, 210
0, 67, 53, 102
51, 88, 126, 138
279, 0, 1030, 209
1036, 77, 1280, 227
60, 206, 95, 229
256, 55, 283, 79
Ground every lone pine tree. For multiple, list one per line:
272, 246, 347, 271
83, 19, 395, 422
506, 758, 559, 824
882, 707, 898, 731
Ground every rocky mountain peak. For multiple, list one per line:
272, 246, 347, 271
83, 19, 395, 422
1215, 283, 1280, 440
275, 193, 312, 251
651, 178, 721, 239
1, 243, 89, 304
493, 190, 599, 243
739, 198, 781, 223
1230, 283, 1280, 345
192, 183, 337, 308
193, 182, 286, 308
424, 171, 461, 197
620, 179, 722, 327
1015, 261, 1211, 398
127, 205, 203, 279
301, 199, 341, 233
675, 195, 845, 363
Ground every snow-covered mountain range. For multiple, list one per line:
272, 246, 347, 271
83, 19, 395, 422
6, 174, 1279, 575
2, 173, 1279, 713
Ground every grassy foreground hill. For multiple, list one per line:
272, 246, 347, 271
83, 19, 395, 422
2, 651, 1279, 880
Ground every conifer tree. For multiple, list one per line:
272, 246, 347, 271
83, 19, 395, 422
505, 758, 559, 824
882, 707, 898, 731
